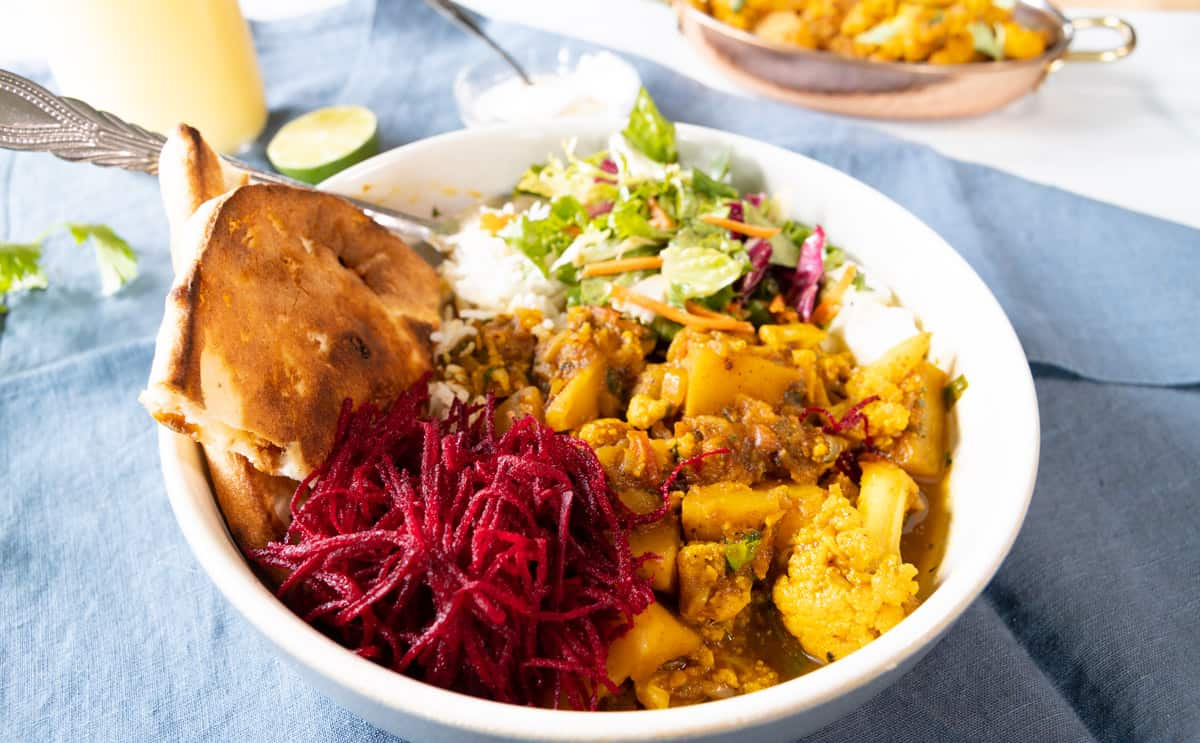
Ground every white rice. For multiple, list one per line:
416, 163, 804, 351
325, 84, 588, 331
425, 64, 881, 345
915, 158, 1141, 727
429, 308, 477, 357
427, 379, 471, 418
440, 206, 567, 323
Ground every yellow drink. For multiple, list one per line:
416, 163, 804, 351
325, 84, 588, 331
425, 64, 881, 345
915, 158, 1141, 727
43, 0, 267, 154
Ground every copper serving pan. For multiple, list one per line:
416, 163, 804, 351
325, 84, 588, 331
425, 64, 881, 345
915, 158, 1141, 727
675, 0, 1136, 119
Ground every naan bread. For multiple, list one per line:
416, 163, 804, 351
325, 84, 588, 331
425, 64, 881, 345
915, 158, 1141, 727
157, 124, 249, 272
144, 125, 441, 552
204, 447, 295, 551
154, 126, 302, 552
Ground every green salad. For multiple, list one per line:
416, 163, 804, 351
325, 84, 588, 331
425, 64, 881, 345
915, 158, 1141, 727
491, 88, 854, 340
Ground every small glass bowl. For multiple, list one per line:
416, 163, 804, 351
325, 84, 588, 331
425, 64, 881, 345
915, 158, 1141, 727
454, 45, 642, 128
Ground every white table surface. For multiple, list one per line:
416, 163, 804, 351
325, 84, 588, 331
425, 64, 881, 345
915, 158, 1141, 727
456, 0, 1200, 229
4, 1, 1196, 228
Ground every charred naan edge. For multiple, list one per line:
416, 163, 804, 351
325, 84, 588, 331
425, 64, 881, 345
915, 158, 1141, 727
204, 447, 295, 551
159, 124, 250, 274
142, 183, 441, 483
157, 125, 302, 552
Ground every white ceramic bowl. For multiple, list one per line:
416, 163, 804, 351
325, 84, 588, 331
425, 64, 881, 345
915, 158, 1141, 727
158, 121, 1040, 742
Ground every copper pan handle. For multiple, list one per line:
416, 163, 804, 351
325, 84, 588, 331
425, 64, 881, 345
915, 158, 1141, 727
1063, 16, 1137, 63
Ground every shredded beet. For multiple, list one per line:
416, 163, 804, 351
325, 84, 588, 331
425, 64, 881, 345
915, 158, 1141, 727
800, 395, 880, 443
801, 396, 882, 482
627, 448, 731, 528
745, 192, 765, 207
253, 380, 658, 710
725, 200, 745, 240
599, 158, 619, 175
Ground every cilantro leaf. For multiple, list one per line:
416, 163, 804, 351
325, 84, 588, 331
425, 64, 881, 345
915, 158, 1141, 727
65, 223, 138, 295
725, 531, 761, 571
0, 242, 48, 311
622, 88, 677, 164
943, 374, 969, 409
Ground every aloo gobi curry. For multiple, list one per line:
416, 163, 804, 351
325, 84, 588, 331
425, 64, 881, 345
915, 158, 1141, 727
689, 0, 1049, 64
419, 90, 961, 709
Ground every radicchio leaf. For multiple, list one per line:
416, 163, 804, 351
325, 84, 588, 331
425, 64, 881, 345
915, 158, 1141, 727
725, 200, 745, 240
789, 225, 825, 321
587, 200, 614, 218
738, 238, 772, 299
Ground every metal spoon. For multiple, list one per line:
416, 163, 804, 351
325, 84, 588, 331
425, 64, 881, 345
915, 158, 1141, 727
422, 0, 533, 85
0, 69, 447, 265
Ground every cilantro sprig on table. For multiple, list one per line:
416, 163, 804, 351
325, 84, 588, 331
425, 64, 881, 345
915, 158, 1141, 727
0, 223, 138, 311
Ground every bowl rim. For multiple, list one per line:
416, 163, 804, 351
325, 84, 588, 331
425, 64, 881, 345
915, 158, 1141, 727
159, 120, 1040, 741
674, 0, 1074, 73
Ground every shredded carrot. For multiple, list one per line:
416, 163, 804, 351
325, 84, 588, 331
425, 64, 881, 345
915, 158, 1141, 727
684, 301, 733, 321
700, 214, 780, 239
610, 284, 754, 334
768, 294, 787, 314
580, 256, 664, 278
811, 265, 857, 326
648, 197, 675, 230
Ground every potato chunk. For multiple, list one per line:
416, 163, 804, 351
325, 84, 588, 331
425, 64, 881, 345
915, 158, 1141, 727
629, 517, 682, 593
493, 385, 544, 434
682, 481, 784, 542
544, 363, 603, 431
684, 346, 802, 416
606, 602, 702, 685
892, 362, 948, 479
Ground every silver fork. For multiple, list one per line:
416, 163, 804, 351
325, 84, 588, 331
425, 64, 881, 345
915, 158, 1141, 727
0, 69, 446, 265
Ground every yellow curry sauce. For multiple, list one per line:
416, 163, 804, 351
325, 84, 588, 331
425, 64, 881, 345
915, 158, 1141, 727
435, 306, 950, 709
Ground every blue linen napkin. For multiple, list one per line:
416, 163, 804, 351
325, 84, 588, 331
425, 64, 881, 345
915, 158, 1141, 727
1, 0, 1197, 740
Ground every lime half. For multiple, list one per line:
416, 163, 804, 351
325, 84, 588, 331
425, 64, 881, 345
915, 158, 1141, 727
267, 105, 380, 184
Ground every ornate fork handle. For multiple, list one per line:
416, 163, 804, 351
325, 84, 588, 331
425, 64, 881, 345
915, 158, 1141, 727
0, 69, 168, 173
0, 69, 444, 259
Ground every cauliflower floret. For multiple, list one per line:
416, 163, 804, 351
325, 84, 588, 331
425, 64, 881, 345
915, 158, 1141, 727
772, 483, 919, 663
846, 332, 929, 443
627, 393, 670, 429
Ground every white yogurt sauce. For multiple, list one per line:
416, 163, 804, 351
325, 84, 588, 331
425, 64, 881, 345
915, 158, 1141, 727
825, 263, 921, 366
468, 52, 641, 126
